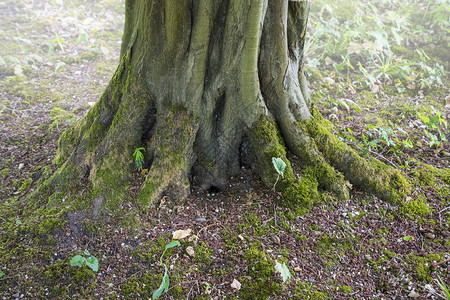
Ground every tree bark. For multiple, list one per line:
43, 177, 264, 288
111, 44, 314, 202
35, 0, 410, 217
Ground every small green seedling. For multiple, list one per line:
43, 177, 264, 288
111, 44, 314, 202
70, 250, 99, 272
152, 241, 181, 299
133, 147, 145, 171
272, 157, 287, 191
0, 268, 4, 278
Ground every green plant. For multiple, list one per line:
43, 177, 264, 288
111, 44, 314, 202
70, 250, 99, 272
436, 275, 450, 299
272, 157, 287, 191
152, 241, 181, 299
402, 235, 414, 242
0, 268, 4, 278
418, 109, 448, 148
133, 147, 145, 171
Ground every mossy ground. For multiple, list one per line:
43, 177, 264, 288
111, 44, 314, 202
1, 0, 449, 299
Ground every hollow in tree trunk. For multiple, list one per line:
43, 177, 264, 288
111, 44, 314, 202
35, 0, 410, 218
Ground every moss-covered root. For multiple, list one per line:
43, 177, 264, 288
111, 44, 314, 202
138, 107, 198, 207
303, 108, 411, 204
249, 115, 325, 214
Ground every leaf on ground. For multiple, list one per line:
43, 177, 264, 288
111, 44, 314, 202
230, 279, 241, 290
172, 229, 191, 240
186, 246, 195, 257
0, 270, 4, 278
275, 261, 292, 283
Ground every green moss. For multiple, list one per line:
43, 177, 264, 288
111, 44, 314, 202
44, 259, 97, 298
339, 285, 353, 294
38, 217, 63, 235
282, 174, 319, 215
303, 107, 410, 204
138, 107, 196, 207
239, 243, 280, 300
18, 177, 32, 193
194, 242, 212, 264
293, 282, 328, 299
405, 253, 444, 283
399, 196, 432, 221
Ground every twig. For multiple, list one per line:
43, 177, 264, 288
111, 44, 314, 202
194, 224, 216, 245
431, 258, 450, 269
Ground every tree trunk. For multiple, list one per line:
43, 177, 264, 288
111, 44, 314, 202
36, 0, 410, 217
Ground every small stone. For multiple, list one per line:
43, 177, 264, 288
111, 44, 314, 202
18, 163, 24, 170
425, 233, 435, 239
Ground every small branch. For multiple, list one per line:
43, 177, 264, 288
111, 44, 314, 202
431, 258, 450, 269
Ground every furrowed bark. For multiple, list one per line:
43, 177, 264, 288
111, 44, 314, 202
35, 0, 409, 218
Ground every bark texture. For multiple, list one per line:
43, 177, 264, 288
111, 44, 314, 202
38, 0, 410, 216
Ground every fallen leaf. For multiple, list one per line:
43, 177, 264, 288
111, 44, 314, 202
186, 246, 195, 257
230, 279, 241, 290
445, 95, 450, 106
294, 267, 301, 272
172, 229, 191, 240
141, 168, 148, 176
275, 261, 292, 283
325, 56, 333, 66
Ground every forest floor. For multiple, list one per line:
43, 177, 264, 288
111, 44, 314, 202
0, 0, 449, 299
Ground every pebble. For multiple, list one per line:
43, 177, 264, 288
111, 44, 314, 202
18, 163, 24, 170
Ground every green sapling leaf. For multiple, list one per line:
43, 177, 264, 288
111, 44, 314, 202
70, 255, 86, 267
86, 256, 99, 272
272, 157, 286, 178
152, 275, 167, 300
0, 269, 4, 278
163, 273, 170, 293
84, 250, 90, 256
165, 241, 181, 250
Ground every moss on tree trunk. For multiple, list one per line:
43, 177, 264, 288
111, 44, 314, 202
34, 0, 410, 218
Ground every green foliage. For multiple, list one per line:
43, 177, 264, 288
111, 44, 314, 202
69, 250, 99, 272
133, 147, 145, 171
306, 0, 447, 93
0, 268, 4, 278
272, 157, 286, 191
436, 275, 450, 299
152, 240, 181, 299
418, 109, 447, 148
